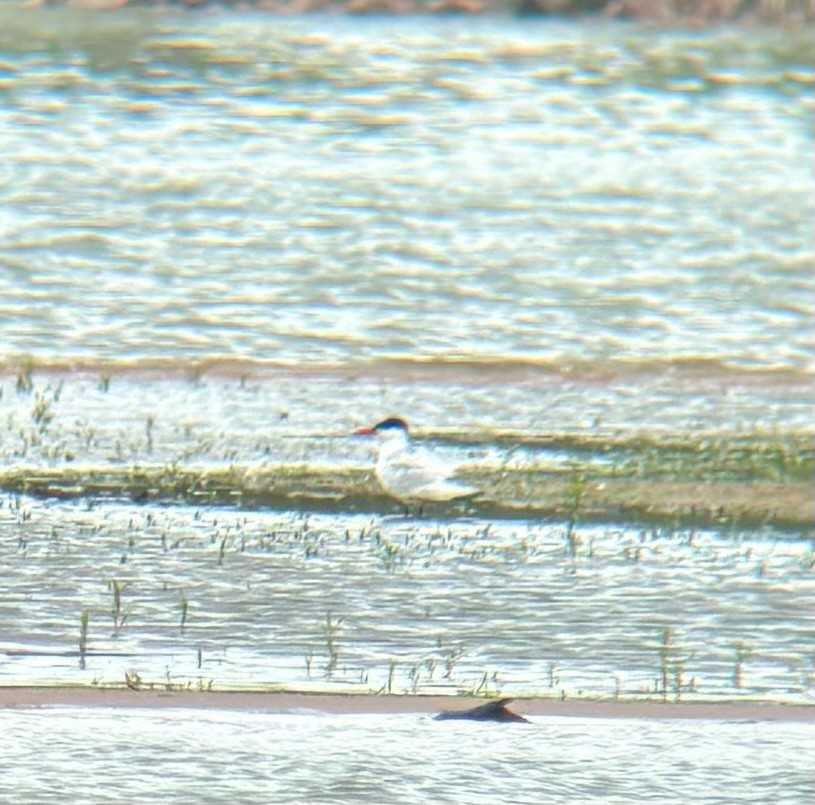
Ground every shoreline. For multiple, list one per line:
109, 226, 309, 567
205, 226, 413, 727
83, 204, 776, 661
2, 686, 813, 721
8, 0, 815, 25
2, 359, 812, 388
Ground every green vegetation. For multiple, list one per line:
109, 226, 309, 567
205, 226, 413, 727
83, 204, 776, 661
564, 462, 586, 556
322, 612, 344, 674
179, 591, 190, 632
1, 371, 811, 699
656, 626, 697, 702
1, 355, 812, 537
15, 358, 34, 395
108, 578, 129, 636
122, 669, 214, 692
4, 497, 806, 700
78, 610, 90, 669
0, 432, 810, 531
732, 641, 751, 689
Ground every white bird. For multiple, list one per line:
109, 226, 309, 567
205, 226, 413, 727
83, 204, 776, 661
355, 417, 480, 512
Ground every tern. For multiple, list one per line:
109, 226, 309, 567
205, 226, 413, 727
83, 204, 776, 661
355, 417, 480, 513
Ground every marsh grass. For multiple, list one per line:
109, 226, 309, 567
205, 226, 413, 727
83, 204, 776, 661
443, 644, 466, 679
0, 378, 811, 695
3, 499, 804, 698
78, 610, 89, 669
470, 670, 504, 697
123, 668, 214, 692
125, 669, 142, 690
658, 627, 671, 700
321, 612, 343, 674
657, 626, 696, 702
623, 431, 815, 485
108, 578, 129, 636
31, 389, 58, 431
15, 358, 34, 395
376, 534, 403, 571
0, 425, 810, 528
409, 664, 421, 694
179, 591, 189, 631
375, 652, 501, 696
564, 462, 586, 557
732, 641, 752, 689
144, 415, 155, 454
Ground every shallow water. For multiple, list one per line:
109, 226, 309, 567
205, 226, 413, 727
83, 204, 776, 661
1, 11, 813, 800
2, 369, 814, 462
2, 496, 813, 700
1, 708, 813, 805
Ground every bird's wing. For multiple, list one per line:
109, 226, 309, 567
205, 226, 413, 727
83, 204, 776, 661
378, 447, 479, 502
388, 446, 458, 482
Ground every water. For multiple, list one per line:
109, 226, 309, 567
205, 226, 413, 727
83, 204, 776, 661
1, 708, 813, 805
1, 9, 813, 801
0, 10, 812, 376
2, 497, 814, 700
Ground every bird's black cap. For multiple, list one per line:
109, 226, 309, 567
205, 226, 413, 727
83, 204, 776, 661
373, 417, 409, 432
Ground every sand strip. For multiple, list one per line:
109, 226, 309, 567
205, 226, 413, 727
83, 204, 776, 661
1, 687, 812, 721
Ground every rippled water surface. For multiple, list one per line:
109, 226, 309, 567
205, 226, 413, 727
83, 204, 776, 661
1, 9, 813, 802
1, 708, 813, 805
2, 496, 813, 700
0, 9, 812, 374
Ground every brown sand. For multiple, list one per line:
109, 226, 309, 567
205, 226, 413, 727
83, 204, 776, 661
1, 687, 812, 721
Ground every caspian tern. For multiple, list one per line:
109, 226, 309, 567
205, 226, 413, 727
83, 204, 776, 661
355, 417, 480, 512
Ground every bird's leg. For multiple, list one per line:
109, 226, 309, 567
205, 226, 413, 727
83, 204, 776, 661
401, 502, 423, 517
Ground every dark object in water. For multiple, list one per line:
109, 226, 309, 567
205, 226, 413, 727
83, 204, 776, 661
433, 698, 530, 723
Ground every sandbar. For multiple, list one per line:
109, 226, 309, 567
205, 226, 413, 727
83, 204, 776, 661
1, 687, 812, 722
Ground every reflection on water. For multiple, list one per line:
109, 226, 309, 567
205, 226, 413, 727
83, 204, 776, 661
1, 12, 813, 799
0, 12, 812, 375
1, 708, 813, 805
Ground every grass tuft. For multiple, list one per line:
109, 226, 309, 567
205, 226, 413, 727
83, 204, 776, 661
78, 610, 89, 669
